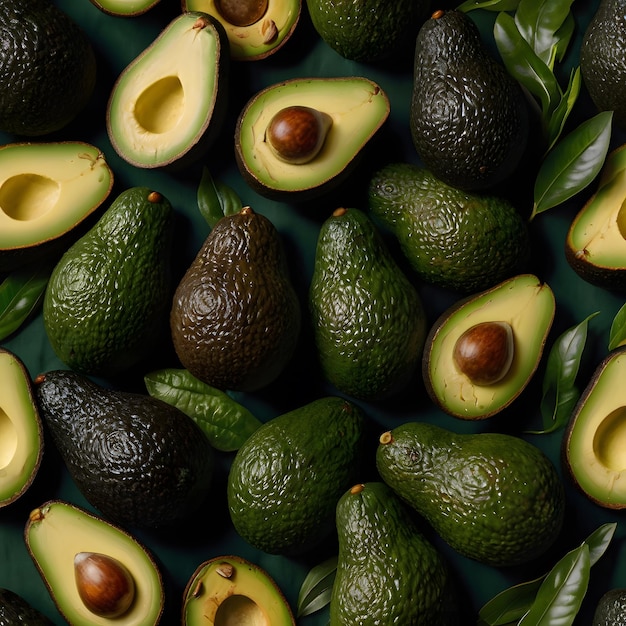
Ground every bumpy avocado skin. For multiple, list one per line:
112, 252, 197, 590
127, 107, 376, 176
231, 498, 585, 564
593, 589, 626, 625
0, 588, 53, 626
376, 422, 565, 567
35, 370, 214, 529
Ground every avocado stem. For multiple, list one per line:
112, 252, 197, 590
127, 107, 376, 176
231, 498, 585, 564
379, 431, 394, 445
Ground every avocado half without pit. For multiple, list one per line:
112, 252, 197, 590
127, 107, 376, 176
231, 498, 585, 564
182, 0, 301, 60
235, 77, 390, 200
89, 0, 161, 16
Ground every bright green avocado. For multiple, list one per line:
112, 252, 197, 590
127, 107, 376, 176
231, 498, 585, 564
376, 422, 565, 567
423, 274, 555, 419
593, 588, 626, 626
182, 555, 295, 625
182, 0, 301, 61
107, 12, 229, 169
25, 500, 164, 626
89, 0, 160, 16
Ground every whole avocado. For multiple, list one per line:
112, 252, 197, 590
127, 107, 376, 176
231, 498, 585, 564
593, 589, 626, 625
0, 588, 53, 625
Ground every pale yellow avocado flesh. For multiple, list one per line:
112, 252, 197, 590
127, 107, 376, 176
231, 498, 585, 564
107, 12, 222, 168
25, 501, 163, 626
0, 143, 112, 250
237, 77, 389, 193
92, 0, 160, 15
427, 274, 555, 419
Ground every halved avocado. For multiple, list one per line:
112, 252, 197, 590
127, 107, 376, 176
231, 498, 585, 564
182, 555, 295, 625
182, 0, 301, 60
563, 346, 626, 509
106, 12, 229, 169
423, 274, 555, 420
25, 500, 164, 626
566, 142, 626, 291
234, 76, 390, 200
0, 142, 113, 272
89, 0, 161, 16
0, 348, 43, 508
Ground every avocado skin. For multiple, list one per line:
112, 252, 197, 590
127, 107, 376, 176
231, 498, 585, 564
35, 370, 214, 529
410, 10, 528, 191
0, 588, 53, 626
0, 0, 96, 136
593, 589, 626, 625
331, 482, 458, 626
376, 422, 565, 567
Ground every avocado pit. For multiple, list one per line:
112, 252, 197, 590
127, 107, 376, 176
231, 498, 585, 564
215, 0, 268, 26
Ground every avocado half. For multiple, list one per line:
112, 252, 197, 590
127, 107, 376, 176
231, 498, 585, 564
234, 76, 390, 200
423, 274, 555, 419
182, 0, 301, 60
0, 348, 43, 508
0, 142, 113, 272
563, 345, 626, 509
106, 12, 229, 169
566, 142, 626, 291
182, 555, 295, 625
89, 0, 161, 16
25, 500, 164, 626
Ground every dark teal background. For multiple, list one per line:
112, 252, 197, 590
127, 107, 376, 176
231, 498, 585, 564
1, 0, 625, 624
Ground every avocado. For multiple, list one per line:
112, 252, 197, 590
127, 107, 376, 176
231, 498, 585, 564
368, 162, 530, 293
410, 9, 528, 191
234, 77, 390, 200
309, 207, 427, 401
34, 370, 214, 528
25, 500, 164, 626
0, 348, 44, 508
0, 0, 96, 136
182, 0, 301, 61
171, 205, 301, 393
593, 589, 626, 626
0, 142, 114, 273
376, 422, 565, 567
563, 345, 626, 509
0, 588, 53, 625
182, 555, 295, 625
331, 482, 458, 626
43, 187, 173, 377
227, 396, 365, 555
306, 0, 430, 63
566, 143, 626, 291
423, 274, 556, 420
106, 12, 229, 169
581, 0, 626, 130
90, 0, 161, 16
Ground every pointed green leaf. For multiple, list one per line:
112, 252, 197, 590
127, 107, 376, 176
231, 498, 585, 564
585, 522, 617, 566
478, 576, 544, 624
197, 166, 242, 228
552, 11, 575, 64
297, 556, 337, 618
545, 66, 581, 151
609, 302, 626, 350
457, 0, 520, 11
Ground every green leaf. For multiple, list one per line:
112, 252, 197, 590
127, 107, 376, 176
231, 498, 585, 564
144, 368, 262, 451
545, 66, 581, 151
297, 556, 337, 618
552, 11, 575, 64
457, 0, 520, 11
478, 576, 544, 625
585, 522, 617, 566
609, 302, 626, 350
197, 166, 242, 228
532, 111, 613, 218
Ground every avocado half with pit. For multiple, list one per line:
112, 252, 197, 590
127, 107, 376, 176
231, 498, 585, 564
89, 0, 160, 15
0, 348, 43, 508
0, 142, 113, 272
106, 11, 229, 169
182, 555, 295, 625
566, 142, 626, 291
25, 500, 164, 625
234, 76, 390, 200
423, 274, 556, 420
563, 346, 626, 509
182, 0, 301, 60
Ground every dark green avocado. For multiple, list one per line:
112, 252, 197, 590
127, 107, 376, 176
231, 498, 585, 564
0, 588, 53, 625
593, 589, 626, 626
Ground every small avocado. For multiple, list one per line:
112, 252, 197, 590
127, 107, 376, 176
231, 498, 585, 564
227, 396, 365, 555
235, 77, 390, 200
376, 422, 565, 567
171, 205, 301, 393
423, 274, 556, 419
563, 345, 626, 509
0, 348, 44, 508
25, 500, 164, 626
410, 9, 528, 191
90, 0, 160, 16
0, 588, 53, 625
0, 0, 96, 136
593, 589, 626, 626
182, 0, 301, 61
0, 142, 114, 273
331, 482, 458, 626
43, 187, 173, 377
566, 142, 626, 291
107, 12, 229, 169
368, 162, 530, 293
182, 555, 295, 625
34, 370, 214, 528
309, 207, 427, 400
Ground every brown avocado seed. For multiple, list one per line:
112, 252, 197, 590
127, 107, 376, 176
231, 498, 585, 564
215, 0, 269, 27
453, 321, 514, 386
265, 106, 333, 164
74, 552, 135, 618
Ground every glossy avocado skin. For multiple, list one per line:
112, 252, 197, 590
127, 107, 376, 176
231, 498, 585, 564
35, 370, 214, 529
0, 588, 53, 626
593, 589, 626, 625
